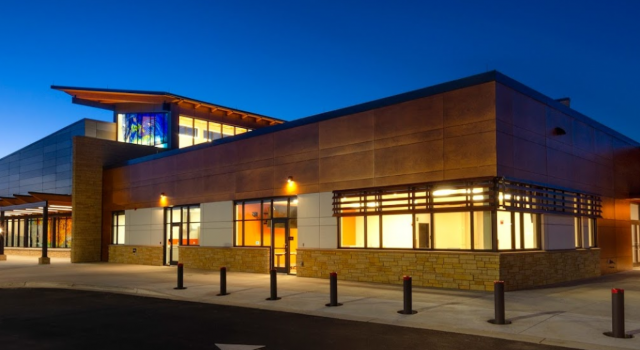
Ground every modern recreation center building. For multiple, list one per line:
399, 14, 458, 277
2, 71, 640, 291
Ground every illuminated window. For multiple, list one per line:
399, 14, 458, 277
165, 205, 200, 246
117, 113, 169, 148
179, 116, 195, 148
178, 115, 252, 148
112, 211, 125, 245
234, 197, 297, 247
575, 217, 596, 248
498, 210, 540, 250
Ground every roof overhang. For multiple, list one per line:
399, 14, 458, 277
0, 192, 72, 216
51, 85, 284, 125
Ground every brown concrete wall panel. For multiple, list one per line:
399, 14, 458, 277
175, 149, 206, 175
444, 131, 496, 170
594, 130, 614, 159
496, 132, 514, 170
274, 150, 319, 166
373, 170, 444, 187
374, 140, 442, 178
319, 112, 374, 149
495, 83, 514, 124
511, 90, 546, 135
274, 123, 319, 157
442, 82, 495, 128
202, 173, 236, 195
572, 120, 595, 152
547, 150, 574, 184
444, 119, 496, 139
512, 138, 547, 176
319, 150, 374, 183
374, 129, 443, 150
234, 158, 274, 173
236, 167, 274, 193
318, 179, 376, 193
597, 224, 616, 256
235, 189, 277, 201
236, 133, 274, 164
374, 95, 443, 140
320, 141, 373, 158
444, 166, 495, 181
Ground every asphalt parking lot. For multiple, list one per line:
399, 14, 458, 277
0, 288, 576, 350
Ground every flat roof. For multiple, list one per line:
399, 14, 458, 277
51, 85, 285, 125
105, 70, 640, 168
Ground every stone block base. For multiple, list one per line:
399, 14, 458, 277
0, 254, 6, 261
297, 248, 601, 291
108, 245, 164, 266
179, 246, 270, 273
38, 257, 51, 265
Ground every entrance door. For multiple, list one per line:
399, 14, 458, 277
272, 219, 297, 274
166, 223, 181, 265
633, 224, 640, 267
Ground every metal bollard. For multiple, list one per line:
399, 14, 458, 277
266, 268, 281, 300
325, 272, 342, 307
217, 266, 229, 296
604, 288, 633, 338
174, 263, 187, 290
397, 275, 417, 314
488, 281, 510, 324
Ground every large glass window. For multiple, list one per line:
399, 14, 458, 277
178, 115, 253, 148
574, 217, 596, 248
112, 211, 125, 245
165, 205, 200, 246
497, 210, 540, 250
117, 113, 169, 148
235, 197, 297, 247
2, 216, 71, 248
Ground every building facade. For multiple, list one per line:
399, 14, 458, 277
2, 71, 639, 291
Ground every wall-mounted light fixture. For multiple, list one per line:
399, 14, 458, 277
160, 192, 167, 199
552, 127, 567, 136
287, 176, 294, 184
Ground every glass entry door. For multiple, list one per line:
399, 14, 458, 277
166, 223, 181, 265
633, 224, 640, 267
272, 219, 297, 274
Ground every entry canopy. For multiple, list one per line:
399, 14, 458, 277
0, 192, 72, 216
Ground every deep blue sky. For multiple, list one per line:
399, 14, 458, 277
1, 0, 639, 158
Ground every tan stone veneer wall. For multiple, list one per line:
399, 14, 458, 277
108, 245, 164, 266
4, 248, 71, 258
499, 249, 600, 291
297, 248, 601, 291
73, 136, 164, 263
297, 249, 500, 291
179, 246, 270, 273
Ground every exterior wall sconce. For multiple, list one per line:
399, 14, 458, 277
160, 192, 167, 199
552, 127, 567, 135
287, 176, 294, 184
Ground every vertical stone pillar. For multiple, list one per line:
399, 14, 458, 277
39, 202, 50, 265
0, 211, 6, 261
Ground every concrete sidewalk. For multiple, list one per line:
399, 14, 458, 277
0, 256, 638, 350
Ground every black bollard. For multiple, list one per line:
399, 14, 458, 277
217, 266, 229, 296
604, 288, 633, 338
397, 275, 417, 314
174, 263, 187, 290
325, 272, 343, 307
488, 281, 510, 324
266, 268, 281, 300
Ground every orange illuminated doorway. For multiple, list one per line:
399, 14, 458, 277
633, 223, 640, 267
272, 219, 297, 274
166, 223, 181, 265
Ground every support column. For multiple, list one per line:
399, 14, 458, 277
39, 202, 50, 265
0, 211, 6, 261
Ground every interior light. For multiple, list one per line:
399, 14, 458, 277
472, 195, 484, 201
433, 189, 455, 197
292, 199, 299, 205
366, 202, 379, 208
